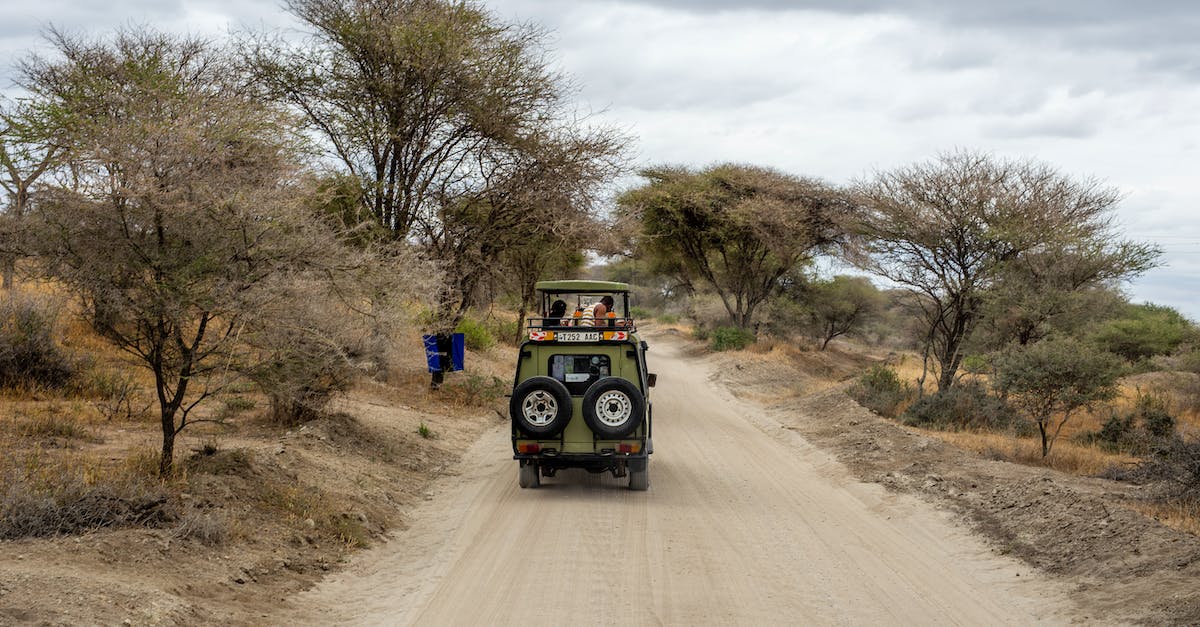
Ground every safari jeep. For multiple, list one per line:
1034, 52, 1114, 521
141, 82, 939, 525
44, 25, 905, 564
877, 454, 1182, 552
510, 280, 655, 490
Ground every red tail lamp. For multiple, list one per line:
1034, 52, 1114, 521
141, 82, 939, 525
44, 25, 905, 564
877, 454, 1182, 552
517, 443, 541, 454
618, 443, 640, 454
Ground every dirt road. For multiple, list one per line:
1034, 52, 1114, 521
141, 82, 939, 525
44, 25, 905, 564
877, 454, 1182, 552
292, 333, 1076, 625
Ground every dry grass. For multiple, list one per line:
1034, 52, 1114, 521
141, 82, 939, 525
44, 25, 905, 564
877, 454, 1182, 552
1125, 500, 1200, 536
926, 430, 1138, 477
0, 446, 175, 539
255, 483, 369, 548
5, 411, 93, 441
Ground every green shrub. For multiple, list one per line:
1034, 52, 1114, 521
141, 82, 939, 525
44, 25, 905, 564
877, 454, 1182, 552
657, 313, 679, 324
710, 326, 756, 351
0, 294, 75, 389
960, 354, 991, 376
996, 337, 1125, 457
455, 317, 495, 351
1091, 303, 1195, 363
902, 381, 1029, 434
847, 364, 912, 418
630, 306, 653, 320
483, 317, 520, 346
691, 326, 710, 341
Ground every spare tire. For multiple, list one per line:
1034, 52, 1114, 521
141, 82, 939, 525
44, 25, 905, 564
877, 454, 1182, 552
582, 377, 645, 439
510, 376, 572, 437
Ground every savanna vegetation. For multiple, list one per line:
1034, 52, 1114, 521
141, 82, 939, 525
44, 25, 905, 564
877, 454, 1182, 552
0, 0, 621, 554
610, 151, 1197, 532
1, 0, 1198, 599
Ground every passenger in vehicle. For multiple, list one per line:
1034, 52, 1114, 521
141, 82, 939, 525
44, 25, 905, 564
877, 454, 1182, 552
545, 299, 567, 327
577, 296, 614, 327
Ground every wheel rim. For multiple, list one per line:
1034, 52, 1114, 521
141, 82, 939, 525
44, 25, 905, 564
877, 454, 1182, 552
522, 390, 558, 427
594, 390, 633, 428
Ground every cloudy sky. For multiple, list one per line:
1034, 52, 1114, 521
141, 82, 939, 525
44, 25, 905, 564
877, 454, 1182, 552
3, 0, 1199, 317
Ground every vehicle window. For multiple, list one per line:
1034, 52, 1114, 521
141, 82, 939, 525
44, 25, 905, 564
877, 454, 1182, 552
549, 354, 610, 394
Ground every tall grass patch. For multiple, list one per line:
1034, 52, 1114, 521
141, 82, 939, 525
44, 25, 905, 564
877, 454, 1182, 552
0, 293, 76, 391
0, 448, 175, 539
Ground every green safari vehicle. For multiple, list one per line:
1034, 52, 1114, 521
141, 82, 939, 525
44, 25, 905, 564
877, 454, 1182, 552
510, 280, 655, 490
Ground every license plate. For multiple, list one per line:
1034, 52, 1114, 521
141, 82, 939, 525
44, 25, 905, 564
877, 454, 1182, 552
557, 331, 599, 342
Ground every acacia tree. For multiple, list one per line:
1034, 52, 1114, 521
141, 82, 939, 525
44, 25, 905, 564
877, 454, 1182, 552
801, 275, 885, 350
253, 0, 626, 342
850, 151, 1158, 391
619, 164, 845, 329
978, 247, 1136, 348
21, 28, 363, 475
422, 128, 624, 329
995, 337, 1123, 457
499, 211, 595, 344
0, 100, 61, 289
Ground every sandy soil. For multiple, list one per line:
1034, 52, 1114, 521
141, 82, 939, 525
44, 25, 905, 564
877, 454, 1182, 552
289, 332, 1078, 625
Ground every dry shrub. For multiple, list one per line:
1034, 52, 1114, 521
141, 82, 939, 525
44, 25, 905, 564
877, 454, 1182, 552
0, 449, 175, 539
72, 366, 150, 421
242, 244, 434, 425
902, 380, 1029, 434
440, 373, 506, 408
0, 292, 76, 390
173, 508, 230, 546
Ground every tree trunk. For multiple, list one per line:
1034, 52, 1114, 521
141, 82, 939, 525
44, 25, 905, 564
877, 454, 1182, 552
159, 409, 176, 476
1038, 421, 1050, 457
1, 257, 13, 290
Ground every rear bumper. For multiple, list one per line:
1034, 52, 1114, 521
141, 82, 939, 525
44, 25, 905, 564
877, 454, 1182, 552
513, 449, 649, 472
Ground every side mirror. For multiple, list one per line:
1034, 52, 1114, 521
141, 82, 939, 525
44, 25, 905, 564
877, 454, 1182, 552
647, 373, 657, 388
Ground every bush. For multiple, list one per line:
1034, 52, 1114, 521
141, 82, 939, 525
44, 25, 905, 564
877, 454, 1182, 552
1090, 303, 1195, 363
173, 508, 229, 546
1133, 438, 1200, 503
710, 326, 756, 351
657, 313, 679, 324
847, 364, 912, 418
902, 380, 1029, 434
1082, 390, 1177, 454
691, 326, 710, 341
630, 306, 653, 320
0, 451, 174, 539
455, 316, 495, 351
482, 317, 519, 346
994, 337, 1124, 457
0, 294, 75, 389
443, 373, 506, 407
